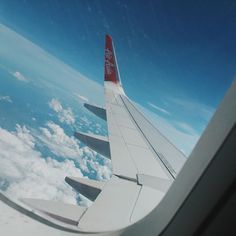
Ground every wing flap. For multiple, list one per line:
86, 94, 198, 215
108, 135, 137, 180
21, 198, 86, 225
127, 144, 171, 179
137, 174, 172, 192
78, 175, 140, 231
76, 176, 166, 231
130, 186, 164, 223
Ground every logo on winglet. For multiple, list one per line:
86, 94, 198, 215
105, 48, 114, 75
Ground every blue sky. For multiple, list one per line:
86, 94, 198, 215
0, 0, 236, 155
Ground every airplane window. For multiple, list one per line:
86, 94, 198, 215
0, 0, 235, 209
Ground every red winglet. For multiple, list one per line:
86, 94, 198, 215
104, 35, 120, 83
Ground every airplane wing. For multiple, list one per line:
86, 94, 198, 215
17, 35, 186, 233
65, 35, 187, 231
103, 36, 185, 180
81, 35, 186, 180
1, 35, 236, 236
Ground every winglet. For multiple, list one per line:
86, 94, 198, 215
104, 35, 121, 84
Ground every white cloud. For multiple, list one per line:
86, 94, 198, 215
12, 71, 28, 82
48, 98, 75, 125
0, 124, 82, 204
89, 159, 112, 181
80, 116, 92, 126
81, 146, 112, 180
74, 93, 89, 103
174, 121, 198, 135
148, 102, 170, 115
168, 97, 214, 121
0, 121, 112, 207
37, 121, 112, 180
58, 107, 75, 125
48, 98, 62, 112
38, 121, 88, 172
0, 95, 12, 103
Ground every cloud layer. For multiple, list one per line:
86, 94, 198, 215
168, 97, 214, 121
0, 124, 81, 204
0, 96, 12, 103
0, 121, 112, 204
148, 102, 170, 115
49, 98, 75, 125
12, 71, 28, 82
74, 93, 89, 103
38, 121, 88, 172
38, 121, 112, 179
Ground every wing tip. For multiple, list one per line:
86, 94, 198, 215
104, 34, 120, 84
105, 34, 112, 41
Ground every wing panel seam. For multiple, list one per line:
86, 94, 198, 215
120, 95, 176, 179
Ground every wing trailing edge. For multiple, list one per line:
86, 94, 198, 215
21, 198, 86, 226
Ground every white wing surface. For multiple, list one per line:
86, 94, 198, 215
103, 35, 186, 181
68, 35, 186, 231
